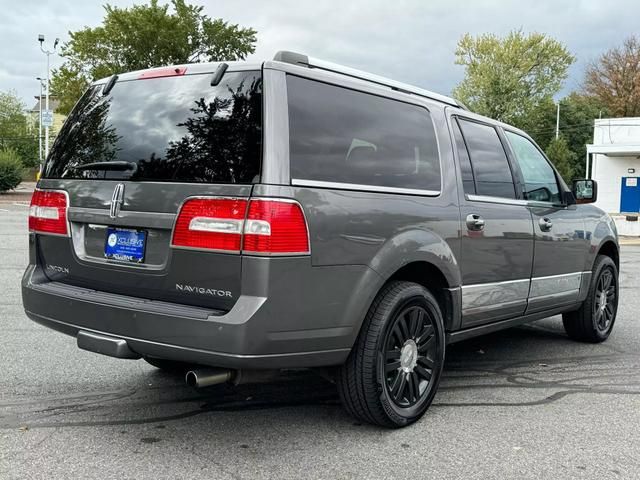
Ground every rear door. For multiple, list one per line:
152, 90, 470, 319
450, 115, 535, 327
502, 129, 588, 312
36, 67, 263, 311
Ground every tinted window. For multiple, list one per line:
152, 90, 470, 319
457, 119, 515, 199
505, 131, 560, 203
43, 71, 262, 183
287, 75, 440, 192
452, 118, 476, 195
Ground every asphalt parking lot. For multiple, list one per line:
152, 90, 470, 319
1, 200, 639, 480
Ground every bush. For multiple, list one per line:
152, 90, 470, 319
0, 148, 23, 192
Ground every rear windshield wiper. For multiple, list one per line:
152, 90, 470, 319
74, 161, 138, 173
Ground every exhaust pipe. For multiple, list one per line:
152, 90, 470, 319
185, 368, 234, 388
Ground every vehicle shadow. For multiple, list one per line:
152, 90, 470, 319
5, 318, 637, 434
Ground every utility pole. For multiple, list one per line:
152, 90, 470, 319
36, 77, 44, 166
38, 34, 58, 160
555, 102, 560, 140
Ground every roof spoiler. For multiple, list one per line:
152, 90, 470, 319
273, 50, 468, 110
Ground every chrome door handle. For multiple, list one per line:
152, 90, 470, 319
466, 214, 485, 231
539, 217, 553, 232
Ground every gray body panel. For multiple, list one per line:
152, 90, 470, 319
22, 59, 619, 369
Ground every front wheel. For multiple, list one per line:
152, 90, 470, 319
562, 255, 619, 343
337, 281, 446, 428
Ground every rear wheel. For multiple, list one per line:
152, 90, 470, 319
337, 281, 445, 428
562, 255, 618, 343
144, 357, 192, 373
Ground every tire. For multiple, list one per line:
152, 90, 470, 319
144, 357, 192, 373
337, 281, 446, 428
562, 255, 619, 343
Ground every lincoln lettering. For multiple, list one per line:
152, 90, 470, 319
175, 283, 232, 298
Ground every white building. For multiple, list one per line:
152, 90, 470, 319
588, 118, 640, 236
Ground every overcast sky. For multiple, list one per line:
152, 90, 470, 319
1, 0, 639, 109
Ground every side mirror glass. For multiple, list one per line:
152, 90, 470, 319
572, 179, 597, 204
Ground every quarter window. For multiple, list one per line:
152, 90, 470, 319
457, 119, 516, 199
452, 118, 476, 195
287, 75, 441, 192
505, 131, 561, 203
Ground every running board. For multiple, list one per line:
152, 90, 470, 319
446, 303, 580, 344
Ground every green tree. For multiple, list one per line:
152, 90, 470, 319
0, 147, 23, 192
0, 91, 38, 167
545, 136, 575, 182
51, 0, 257, 114
526, 93, 607, 178
453, 30, 574, 128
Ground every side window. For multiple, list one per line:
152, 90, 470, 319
505, 131, 561, 203
451, 118, 476, 195
457, 119, 516, 199
287, 75, 441, 192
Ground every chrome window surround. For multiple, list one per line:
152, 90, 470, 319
291, 179, 440, 196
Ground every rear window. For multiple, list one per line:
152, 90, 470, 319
287, 75, 441, 192
43, 71, 262, 183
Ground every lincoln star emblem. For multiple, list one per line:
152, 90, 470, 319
109, 183, 125, 219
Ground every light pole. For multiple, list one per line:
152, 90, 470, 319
36, 77, 44, 166
38, 34, 59, 160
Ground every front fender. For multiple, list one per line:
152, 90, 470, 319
582, 205, 619, 271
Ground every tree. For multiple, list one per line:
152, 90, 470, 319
546, 136, 575, 182
51, 0, 257, 114
584, 36, 640, 117
526, 93, 607, 178
453, 30, 574, 128
0, 148, 23, 192
0, 91, 38, 167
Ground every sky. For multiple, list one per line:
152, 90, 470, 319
1, 0, 639, 109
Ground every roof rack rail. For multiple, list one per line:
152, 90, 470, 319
273, 50, 467, 110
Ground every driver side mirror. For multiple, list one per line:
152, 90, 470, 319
572, 179, 597, 204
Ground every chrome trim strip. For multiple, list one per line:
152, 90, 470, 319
466, 194, 528, 206
291, 178, 440, 196
529, 272, 582, 298
461, 278, 530, 312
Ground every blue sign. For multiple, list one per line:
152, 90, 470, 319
104, 228, 146, 263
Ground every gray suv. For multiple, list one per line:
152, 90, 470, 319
22, 51, 619, 427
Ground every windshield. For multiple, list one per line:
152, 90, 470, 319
43, 70, 262, 183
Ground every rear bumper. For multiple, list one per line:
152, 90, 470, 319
22, 260, 381, 369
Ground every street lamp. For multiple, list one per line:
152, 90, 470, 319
38, 34, 59, 160
36, 77, 45, 165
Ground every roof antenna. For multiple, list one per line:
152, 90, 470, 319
210, 63, 229, 86
103, 74, 118, 95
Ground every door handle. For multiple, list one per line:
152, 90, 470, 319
466, 214, 485, 231
539, 217, 553, 232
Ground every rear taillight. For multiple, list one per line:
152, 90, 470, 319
243, 200, 309, 254
172, 197, 309, 255
28, 189, 69, 236
171, 198, 247, 252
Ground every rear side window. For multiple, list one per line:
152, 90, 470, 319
43, 71, 262, 183
452, 118, 476, 195
457, 119, 515, 199
287, 75, 440, 192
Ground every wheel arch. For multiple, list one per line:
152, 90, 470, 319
597, 240, 619, 270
